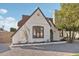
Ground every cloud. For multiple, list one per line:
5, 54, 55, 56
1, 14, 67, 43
0, 17, 18, 31
0, 15, 4, 20
0, 8, 18, 31
0, 9, 8, 14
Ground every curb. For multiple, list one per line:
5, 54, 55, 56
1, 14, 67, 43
10, 41, 66, 47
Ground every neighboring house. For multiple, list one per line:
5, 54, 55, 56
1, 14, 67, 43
11, 8, 63, 45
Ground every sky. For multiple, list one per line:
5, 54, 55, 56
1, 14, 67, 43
0, 3, 60, 31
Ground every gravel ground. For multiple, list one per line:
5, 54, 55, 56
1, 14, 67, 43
1, 42, 79, 56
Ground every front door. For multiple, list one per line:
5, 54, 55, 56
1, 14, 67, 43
50, 29, 53, 42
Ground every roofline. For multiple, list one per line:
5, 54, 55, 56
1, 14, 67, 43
11, 7, 52, 37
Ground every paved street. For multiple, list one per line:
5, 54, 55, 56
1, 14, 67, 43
0, 42, 78, 56
0, 47, 72, 56
1, 41, 79, 56
20, 43, 79, 53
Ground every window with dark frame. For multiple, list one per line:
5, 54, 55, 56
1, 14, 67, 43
32, 26, 44, 38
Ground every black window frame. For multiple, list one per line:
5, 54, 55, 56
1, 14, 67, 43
32, 26, 44, 38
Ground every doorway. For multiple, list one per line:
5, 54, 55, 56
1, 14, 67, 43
50, 29, 53, 42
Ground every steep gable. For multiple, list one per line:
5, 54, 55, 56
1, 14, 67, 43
12, 7, 52, 37
18, 8, 52, 27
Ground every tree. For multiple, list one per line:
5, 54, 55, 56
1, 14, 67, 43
10, 28, 16, 32
55, 3, 79, 43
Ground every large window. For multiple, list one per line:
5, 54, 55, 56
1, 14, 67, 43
32, 26, 44, 38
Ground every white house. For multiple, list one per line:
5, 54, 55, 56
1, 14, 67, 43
11, 8, 63, 45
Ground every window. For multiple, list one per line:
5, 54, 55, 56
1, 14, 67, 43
32, 26, 44, 38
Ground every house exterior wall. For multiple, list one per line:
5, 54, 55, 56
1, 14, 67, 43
12, 9, 50, 44
50, 27, 63, 41
12, 25, 28, 44
53, 29, 63, 41
48, 19, 63, 41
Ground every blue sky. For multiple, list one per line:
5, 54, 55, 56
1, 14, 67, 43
0, 3, 60, 31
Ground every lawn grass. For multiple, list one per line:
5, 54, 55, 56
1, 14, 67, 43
72, 54, 79, 56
